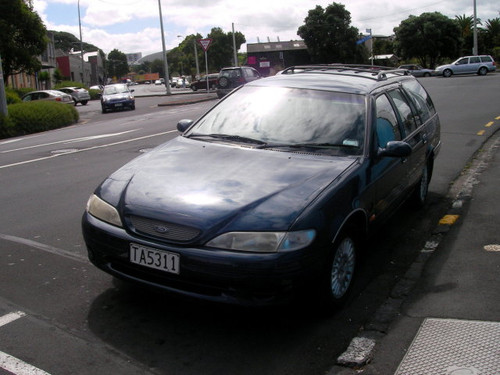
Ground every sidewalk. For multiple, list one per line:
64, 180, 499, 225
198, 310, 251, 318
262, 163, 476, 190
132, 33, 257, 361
330, 132, 500, 374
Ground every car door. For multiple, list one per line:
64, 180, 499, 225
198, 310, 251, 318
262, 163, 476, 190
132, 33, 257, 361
386, 87, 426, 190
454, 57, 470, 74
368, 92, 408, 221
468, 56, 481, 73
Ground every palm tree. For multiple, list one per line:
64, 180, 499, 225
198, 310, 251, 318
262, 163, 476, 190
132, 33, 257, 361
455, 14, 481, 55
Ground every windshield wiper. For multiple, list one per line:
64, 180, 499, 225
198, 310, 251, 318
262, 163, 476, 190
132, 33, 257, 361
257, 142, 359, 149
187, 133, 266, 145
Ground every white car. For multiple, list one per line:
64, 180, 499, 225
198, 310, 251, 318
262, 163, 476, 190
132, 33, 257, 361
154, 80, 162, 85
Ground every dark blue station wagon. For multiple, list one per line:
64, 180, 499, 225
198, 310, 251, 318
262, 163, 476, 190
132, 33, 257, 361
82, 65, 441, 309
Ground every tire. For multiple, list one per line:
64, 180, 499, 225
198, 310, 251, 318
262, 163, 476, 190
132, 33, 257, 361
218, 76, 229, 88
443, 69, 452, 78
319, 230, 358, 311
411, 162, 431, 207
73, 99, 77, 106
423, 72, 431, 77
191, 85, 197, 91
81, 100, 88, 105
478, 67, 488, 76
101, 107, 106, 114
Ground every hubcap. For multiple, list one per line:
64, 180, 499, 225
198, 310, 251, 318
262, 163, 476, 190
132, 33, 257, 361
330, 237, 356, 299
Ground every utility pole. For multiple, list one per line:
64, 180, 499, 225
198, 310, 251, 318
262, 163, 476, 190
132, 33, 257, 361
78, 0, 85, 85
0, 54, 7, 116
158, 0, 171, 95
232, 23, 238, 67
473, 0, 478, 55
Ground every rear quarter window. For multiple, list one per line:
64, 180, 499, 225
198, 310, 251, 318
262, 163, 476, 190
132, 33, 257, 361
480, 56, 493, 63
402, 80, 436, 123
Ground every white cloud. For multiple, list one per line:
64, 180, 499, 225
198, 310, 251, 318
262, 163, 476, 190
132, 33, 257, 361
33, 0, 500, 57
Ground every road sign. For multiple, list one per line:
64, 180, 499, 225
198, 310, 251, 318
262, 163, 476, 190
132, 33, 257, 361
198, 38, 213, 52
356, 35, 372, 45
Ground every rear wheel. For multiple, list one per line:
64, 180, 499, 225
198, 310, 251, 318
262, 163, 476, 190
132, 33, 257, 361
478, 67, 488, 76
412, 161, 431, 207
191, 85, 198, 91
443, 69, 453, 78
81, 100, 88, 105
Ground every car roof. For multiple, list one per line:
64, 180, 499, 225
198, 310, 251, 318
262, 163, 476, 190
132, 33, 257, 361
248, 64, 416, 95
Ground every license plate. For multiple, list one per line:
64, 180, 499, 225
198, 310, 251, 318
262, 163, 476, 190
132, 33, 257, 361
115, 103, 123, 107
130, 243, 180, 274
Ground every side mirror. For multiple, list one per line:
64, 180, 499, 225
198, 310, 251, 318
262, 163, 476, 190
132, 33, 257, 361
378, 141, 412, 158
177, 119, 194, 133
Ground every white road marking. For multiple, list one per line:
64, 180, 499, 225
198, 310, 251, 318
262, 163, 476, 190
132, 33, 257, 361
1, 129, 139, 154
0, 351, 52, 375
0, 311, 25, 327
0, 130, 176, 170
0, 234, 88, 263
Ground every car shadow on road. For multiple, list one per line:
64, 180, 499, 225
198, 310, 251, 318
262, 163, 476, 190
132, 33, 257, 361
85, 192, 450, 375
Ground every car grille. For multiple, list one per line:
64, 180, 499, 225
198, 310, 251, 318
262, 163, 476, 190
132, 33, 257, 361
128, 215, 201, 242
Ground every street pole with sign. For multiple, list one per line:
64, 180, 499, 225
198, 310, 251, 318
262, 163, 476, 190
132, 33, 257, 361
198, 39, 212, 92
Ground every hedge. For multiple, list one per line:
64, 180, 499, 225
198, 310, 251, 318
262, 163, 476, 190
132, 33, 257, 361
0, 101, 79, 139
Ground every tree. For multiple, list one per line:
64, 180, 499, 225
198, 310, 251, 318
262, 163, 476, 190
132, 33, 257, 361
394, 12, 461, 68
106, 49, 128, 81
297, 3, 366, 64
205, 28, 245, 71
455, 14, 482, 55
51, 30, 99, 53
0, 0, 47, 82
484, 18, 500, 57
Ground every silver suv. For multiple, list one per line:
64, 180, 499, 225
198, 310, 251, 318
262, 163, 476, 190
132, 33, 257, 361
434, 55, 496, 77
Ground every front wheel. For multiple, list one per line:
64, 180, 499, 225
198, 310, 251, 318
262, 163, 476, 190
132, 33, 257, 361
319, 231, 357, 311
443, 69, 452, 78
81, 100, 88, 105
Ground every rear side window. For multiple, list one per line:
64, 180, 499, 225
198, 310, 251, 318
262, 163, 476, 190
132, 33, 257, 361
480, 56, 492, 63
469, 57, 480, 63
402, 80, 436, 123
388, 89, 418, 136
375, 94, 401, 148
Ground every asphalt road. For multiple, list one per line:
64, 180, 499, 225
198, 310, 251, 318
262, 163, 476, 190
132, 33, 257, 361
0, 74, 499, 375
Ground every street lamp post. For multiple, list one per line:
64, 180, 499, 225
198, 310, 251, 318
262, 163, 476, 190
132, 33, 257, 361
78, 0, 85, 85
158, 0, 171, 95
473, 0, 478, 55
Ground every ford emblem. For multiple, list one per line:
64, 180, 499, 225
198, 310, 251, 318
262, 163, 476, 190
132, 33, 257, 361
154, 225, 169, 234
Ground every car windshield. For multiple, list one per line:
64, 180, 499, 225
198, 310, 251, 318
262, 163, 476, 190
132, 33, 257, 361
187, 85, 366, 154
103, 85, 129, 95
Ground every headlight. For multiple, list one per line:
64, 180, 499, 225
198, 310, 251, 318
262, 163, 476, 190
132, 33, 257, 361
206, 229, 316, 253
86, 194, 123, 227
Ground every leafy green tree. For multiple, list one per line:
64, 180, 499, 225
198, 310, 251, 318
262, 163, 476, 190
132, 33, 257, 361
297, 3, 366, 64
205, 28, 245, 71
373, 38, 395, 55
484, 18, 500, 56
394, 12, 461, 68
51, 30, 99, 53
106, 49, 128, 80
455, 14, 482, 55
0, 0, 47, 82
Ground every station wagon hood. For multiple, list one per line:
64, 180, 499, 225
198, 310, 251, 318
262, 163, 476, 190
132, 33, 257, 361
98, 137, 356, 234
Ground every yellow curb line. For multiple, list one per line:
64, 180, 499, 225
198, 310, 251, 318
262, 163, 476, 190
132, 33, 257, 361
439, 214, 460, 225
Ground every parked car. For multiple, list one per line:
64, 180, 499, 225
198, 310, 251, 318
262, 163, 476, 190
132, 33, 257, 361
170, 77, 180, 87
190, 74, 219, 91
100, 83, 135, 113
216, 66, 261, 98
433, 55, 496, 77
398, 64, 433, 77
58, 86, 91, 106
82, 65, 441, 310
21, 90, 73, 104
154, 80, 162, 85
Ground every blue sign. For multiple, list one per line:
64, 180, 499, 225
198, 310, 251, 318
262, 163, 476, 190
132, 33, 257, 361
356, 35, 372, 45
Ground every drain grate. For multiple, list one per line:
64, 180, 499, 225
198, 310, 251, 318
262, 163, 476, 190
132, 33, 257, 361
395, 318, 500, 375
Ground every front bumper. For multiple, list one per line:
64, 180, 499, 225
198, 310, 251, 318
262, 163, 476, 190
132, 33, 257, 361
82, 212, 324, 305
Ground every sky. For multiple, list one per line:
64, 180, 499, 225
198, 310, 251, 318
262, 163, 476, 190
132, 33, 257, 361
32, 0, 499, 58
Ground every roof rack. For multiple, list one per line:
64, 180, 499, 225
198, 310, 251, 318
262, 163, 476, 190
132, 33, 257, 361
280, 64, 411, 81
